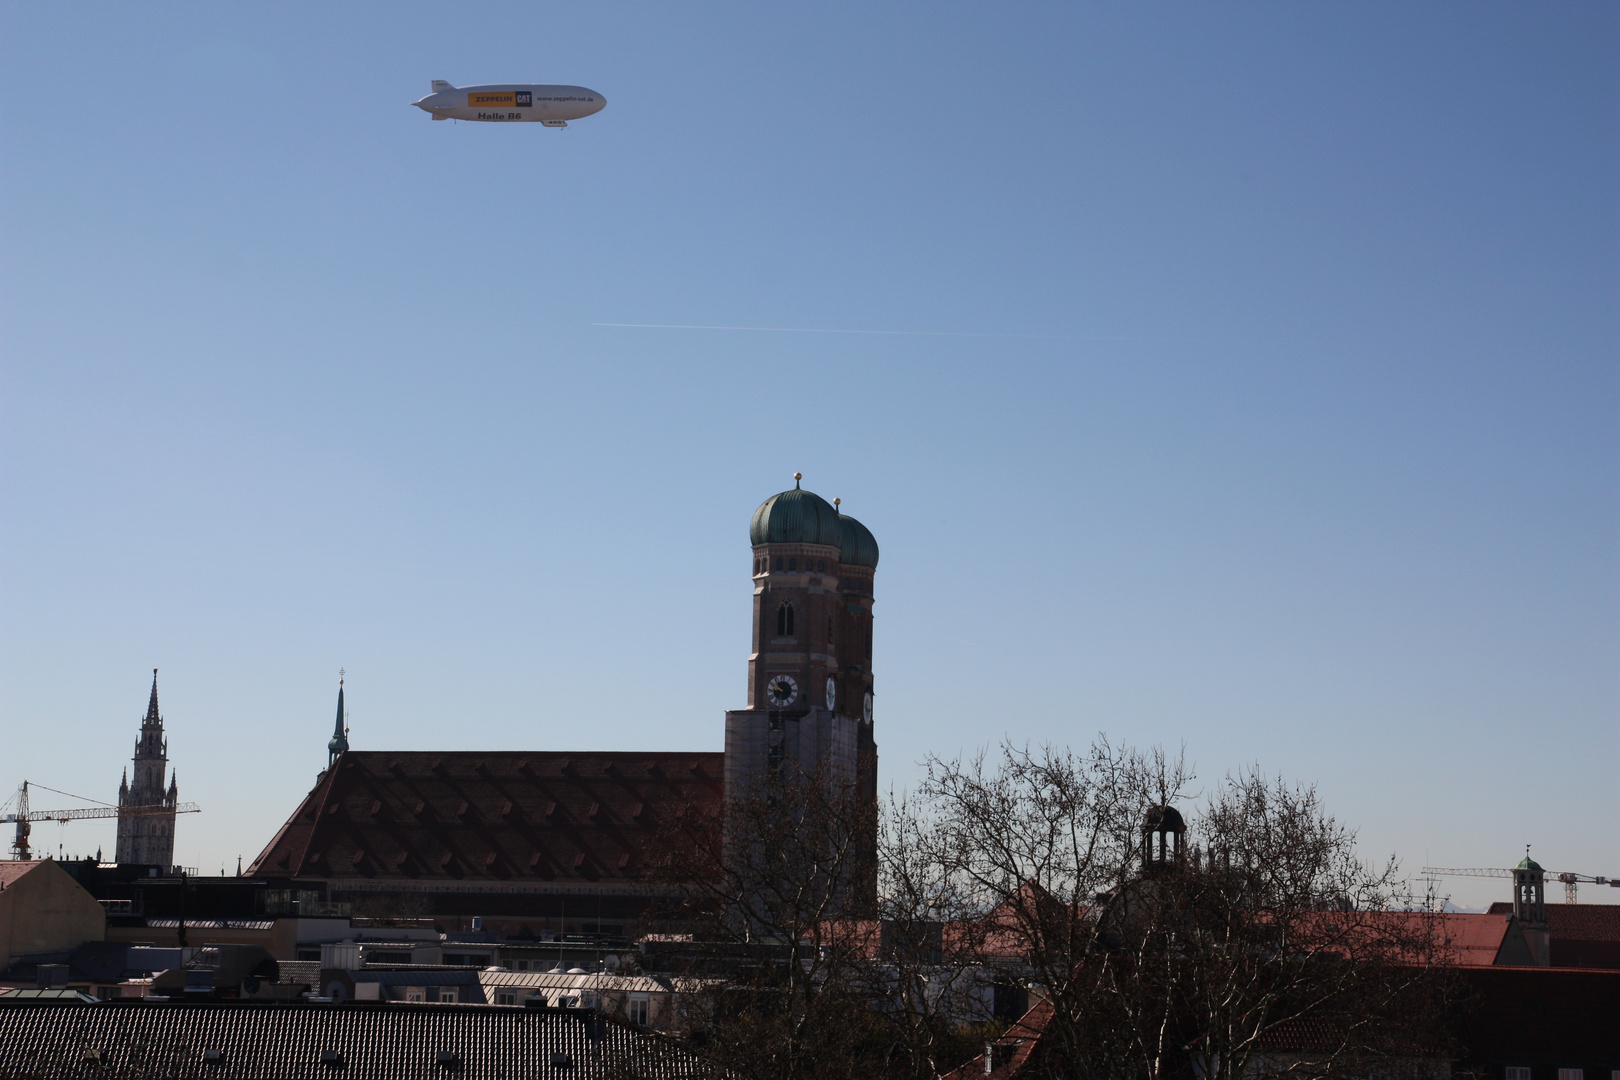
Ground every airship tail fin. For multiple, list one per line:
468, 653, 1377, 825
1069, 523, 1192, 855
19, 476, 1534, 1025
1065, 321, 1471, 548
431, 80, 455, 93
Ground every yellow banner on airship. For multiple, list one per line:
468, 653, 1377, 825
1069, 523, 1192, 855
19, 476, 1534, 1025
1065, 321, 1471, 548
469, 92, 518, 106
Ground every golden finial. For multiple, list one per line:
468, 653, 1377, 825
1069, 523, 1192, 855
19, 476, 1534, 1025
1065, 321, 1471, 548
793, 472, 802, 488
339, 667, 345, 686
834, 497, 841, 511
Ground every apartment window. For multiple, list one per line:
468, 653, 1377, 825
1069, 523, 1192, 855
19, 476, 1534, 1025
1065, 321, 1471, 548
496, 991, 516, 1006
627, 994, 650, 1027
1557, 1072, 1582, 1080
440, 988, 458, 1004
516, 959, 529, 971
406, 988, 426, 1003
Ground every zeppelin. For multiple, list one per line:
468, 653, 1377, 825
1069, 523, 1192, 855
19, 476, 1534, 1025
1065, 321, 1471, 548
411, 81, 606, 126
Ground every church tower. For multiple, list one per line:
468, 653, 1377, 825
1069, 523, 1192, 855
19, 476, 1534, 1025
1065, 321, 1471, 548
724, 475, 879, 910
328, 674, 349, 769
1512, 849, 1550, 966
115, 670, 180, 868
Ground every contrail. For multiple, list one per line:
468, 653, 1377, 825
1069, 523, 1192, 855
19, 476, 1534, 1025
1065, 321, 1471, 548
591, 321, 1072, 340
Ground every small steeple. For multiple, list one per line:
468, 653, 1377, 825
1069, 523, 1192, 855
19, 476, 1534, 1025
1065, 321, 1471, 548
327, 671, 350, 767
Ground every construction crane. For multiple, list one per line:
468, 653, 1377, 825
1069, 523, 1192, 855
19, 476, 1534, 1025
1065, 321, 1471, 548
1422, 864, 1618, 905
2, 781, 200, 861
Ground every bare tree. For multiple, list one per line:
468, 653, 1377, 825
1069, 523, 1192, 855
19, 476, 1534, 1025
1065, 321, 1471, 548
854, 790, 1003, 1080
917, 740, 1453, 1079
915, 736, 1192, 1077
639, 766, 886, 1080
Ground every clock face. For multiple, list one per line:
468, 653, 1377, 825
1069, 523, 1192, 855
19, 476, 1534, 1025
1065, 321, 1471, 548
862, 691, 874, 724
766, 674, 799, 708
825, 677, 837, 712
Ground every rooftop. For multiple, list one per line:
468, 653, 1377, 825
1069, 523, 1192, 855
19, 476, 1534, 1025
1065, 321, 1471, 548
247, 751, 723, 885
0, 999, 703, 1079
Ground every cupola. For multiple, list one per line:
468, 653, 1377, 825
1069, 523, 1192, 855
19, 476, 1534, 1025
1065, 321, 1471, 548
749, 476, 842, 548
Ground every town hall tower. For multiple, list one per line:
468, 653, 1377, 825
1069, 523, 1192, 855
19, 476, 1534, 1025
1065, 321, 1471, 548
115, 670, 180, 868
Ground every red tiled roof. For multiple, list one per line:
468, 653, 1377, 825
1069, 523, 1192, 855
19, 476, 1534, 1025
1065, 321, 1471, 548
0, 862, 44, 889
246, 751, 722, 884
939, 998, 1054, 1079
1486, 901, 1620, 967
1430, 912, 1513, 966
1486, 901, 1620, 939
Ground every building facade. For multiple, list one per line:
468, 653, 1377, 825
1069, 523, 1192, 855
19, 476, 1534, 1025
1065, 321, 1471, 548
114, 671, 180, 867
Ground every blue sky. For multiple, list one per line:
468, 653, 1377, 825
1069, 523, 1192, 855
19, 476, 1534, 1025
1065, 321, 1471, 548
2, 3, 1615, 909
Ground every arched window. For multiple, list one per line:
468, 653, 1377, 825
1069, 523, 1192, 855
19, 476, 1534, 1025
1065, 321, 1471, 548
774, 558, 783, 571
777, 602, 795, 637
826, 617, 833, 644
788, 558, 797, 572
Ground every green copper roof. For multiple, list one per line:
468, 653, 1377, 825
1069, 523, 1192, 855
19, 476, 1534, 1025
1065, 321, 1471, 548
838, 514, 879, 569
749, 481, 880, 568
750, 485, 842, 547
1515, 856, 1543, 872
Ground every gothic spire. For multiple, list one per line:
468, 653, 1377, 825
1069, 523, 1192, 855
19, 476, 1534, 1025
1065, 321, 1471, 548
146, 669, 161, 725
327, 673, 349, 767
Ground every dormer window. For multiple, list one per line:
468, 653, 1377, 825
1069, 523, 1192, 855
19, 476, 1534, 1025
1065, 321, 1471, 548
777, 602, 795, 636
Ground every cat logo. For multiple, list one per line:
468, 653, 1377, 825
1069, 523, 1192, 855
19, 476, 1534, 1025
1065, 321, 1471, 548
515, 91, 532, 107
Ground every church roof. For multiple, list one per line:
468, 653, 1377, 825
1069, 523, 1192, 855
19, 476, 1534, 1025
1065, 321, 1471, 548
837, 514, 879, 569
246, 751, 722, 886
750, 483, 842, 547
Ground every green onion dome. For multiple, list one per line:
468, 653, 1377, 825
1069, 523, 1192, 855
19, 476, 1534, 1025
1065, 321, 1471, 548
750, 482, 842, 547
1515, 856, 1543, 872
837, 514, 879, 569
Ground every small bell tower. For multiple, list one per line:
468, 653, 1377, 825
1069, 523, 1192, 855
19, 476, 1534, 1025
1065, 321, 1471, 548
1511, 848, 1550, 965
1141, 805, 1186, 874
